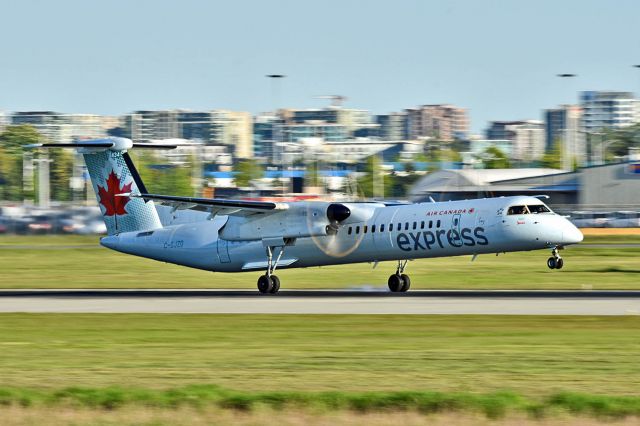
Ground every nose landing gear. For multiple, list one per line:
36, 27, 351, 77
388, 260, 411, 292
547, 247, 564, 270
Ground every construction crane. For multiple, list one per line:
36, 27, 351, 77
315, 95, 348, 107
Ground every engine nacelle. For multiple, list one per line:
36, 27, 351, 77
218, 201, 382, 242
219, 201, 333, 241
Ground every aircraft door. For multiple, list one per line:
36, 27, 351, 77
451, 214, 462, 233
217, 239, 231, 263
475, 210, 489, 227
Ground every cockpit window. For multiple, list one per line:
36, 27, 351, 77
527, 204, 551, 214
507, 205, 528, 215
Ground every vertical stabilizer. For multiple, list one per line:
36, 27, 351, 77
83, 149, 161, 235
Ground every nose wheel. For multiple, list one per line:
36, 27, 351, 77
388, 260, 411, 292
547, 247, 564, 270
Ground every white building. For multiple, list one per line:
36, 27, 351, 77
486, 120, 545, 163
580, 91, 640, 132
11, 112, 108, 143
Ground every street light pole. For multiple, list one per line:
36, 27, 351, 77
633, 65, 640, 94
556, 73, 577, 171
266, 74, 286, 195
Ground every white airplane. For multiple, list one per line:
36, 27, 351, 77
29, 137, 584, 294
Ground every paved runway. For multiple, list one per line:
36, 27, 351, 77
1, 289, 640, 315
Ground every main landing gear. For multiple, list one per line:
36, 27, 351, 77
257, 246, 284, 294
547, 246, 564, 270
388, 260, 411, 293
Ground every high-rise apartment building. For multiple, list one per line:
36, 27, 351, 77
580, 91, 639, 132
211, 110, 253, 159
375, 112, 408, 140
11, 112, 107, 143
405, 104, 468, 141
485, 120, 545, 163
288, 107, 372, 137
127, 110, 181, 142
544, 105, 585, 168
124, 110, 253, 158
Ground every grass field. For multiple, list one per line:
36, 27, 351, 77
0, 314, 639, 422
1, 235, 640, 289
1, 314, 638, 395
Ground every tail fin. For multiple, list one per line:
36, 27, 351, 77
27, 137, 162, 235
83, 149, 161, 235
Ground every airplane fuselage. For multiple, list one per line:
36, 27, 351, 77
100, 196, 583, 274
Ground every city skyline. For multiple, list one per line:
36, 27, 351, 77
2, 0, 640, 133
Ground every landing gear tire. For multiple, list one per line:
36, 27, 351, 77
388, 274, 403, 292
547, 256, 564, 270
400, 274, 411, 292
257, 275, 274, 294
269, 275, 281, 294
388, 274, 410, 293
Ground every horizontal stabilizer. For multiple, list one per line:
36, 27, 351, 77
25, 141, 114, 149
24, 137, 198, 152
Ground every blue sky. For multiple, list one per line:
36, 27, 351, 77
1, 0, 639, 133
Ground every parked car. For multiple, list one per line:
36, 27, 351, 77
24, 215, 54, 234
609, 211, 640, 228
568, 211, 612, 228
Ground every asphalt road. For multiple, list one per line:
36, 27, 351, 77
1, 289, 640, 315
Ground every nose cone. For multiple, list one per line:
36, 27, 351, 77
562, 222, 584, 245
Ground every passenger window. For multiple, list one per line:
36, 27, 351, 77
348, 226, 352, 235
356, 226, 360, 234
405, 222, 409, 230
508, 205, 528, 215
429, 220, 433, 229
527, 205, 550, 214
372, 225, 376, 233
413, 222, 417, 230
437, 220, 441, 228
380, 224, 385, 232
389, 224, 393, 232
364, 225, 368, 234
421, 221, 425, 229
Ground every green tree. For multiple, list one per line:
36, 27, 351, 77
131, 151, 193, 197
304, 159, 324, 189
235, 159, 263, 188
48, 149, 74, 201
598, 124, 640, 158
357, 155, 393, 198
481, 146, 511, 169
0, 148, 16, 200
0, 125, 42, 201
425, 144, 462, 171
541, 139, 562, 169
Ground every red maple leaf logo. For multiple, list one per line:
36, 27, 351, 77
97, 170, 133, 216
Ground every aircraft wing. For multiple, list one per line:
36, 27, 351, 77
127, 193, 289, 217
